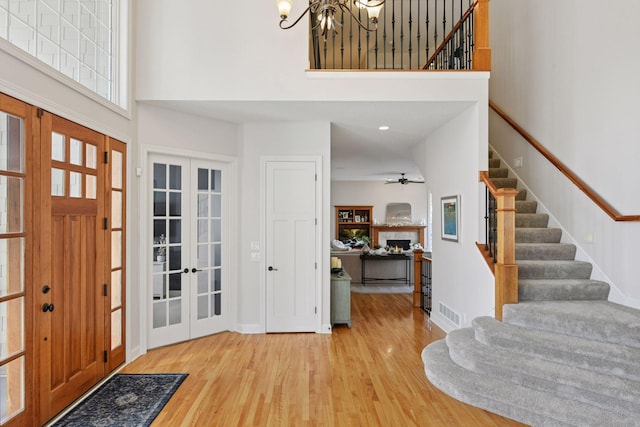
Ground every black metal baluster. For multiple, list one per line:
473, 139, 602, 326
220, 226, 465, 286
399, 0, 404, 69
408, 0, 413, 68
484, 187, 490, 251
416, 0, 421, 68
391, 0, 396, 68
339, 9, 345, 69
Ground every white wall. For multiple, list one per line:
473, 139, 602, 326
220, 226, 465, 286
238, 122, 331, 333
135, 0, 490, 105
490, 0, 640, 307
330, 180, 428, 245
415, 105, 495, 332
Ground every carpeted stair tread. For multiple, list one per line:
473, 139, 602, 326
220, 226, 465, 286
515, 227, 562, 243
515, 200, 537, 213
515, 243, 576, 260
518, 260, 593, 279
472, 317, 640, 381
518, 278, 610, 301
503, 301, 640, 348
489, 158, 501, 168
489, 167, 509, 178
422, 340, 639, 427
446, 328, 640, 416
515, 213, 549, 228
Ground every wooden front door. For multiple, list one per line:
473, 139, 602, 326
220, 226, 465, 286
37, 113, 107, 422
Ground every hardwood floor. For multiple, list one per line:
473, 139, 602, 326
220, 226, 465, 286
122, 293, 525, 426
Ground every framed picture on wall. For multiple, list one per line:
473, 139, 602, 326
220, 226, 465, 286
441, 195, 460, 242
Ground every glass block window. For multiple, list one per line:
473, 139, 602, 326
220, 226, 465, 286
0, 0, 121, 105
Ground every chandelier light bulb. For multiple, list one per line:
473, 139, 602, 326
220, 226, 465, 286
277, 0, 293, 19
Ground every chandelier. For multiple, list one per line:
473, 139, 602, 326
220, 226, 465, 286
277, 0, 385, 37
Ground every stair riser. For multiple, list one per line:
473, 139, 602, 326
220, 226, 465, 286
489, 168, 509, 178
515, 228, 562, 243
518, 283, 609, 301
515, 214, 549, 228
515, 201, 537, 213
447, 330, 640, 417
489, 159, 501, 168
503, 302, 640, 348
473, 317, 640, 382
490, 178, 518, 188
518, 263, 593, 280
515, 244, 576, 260
423, 341, 639, 427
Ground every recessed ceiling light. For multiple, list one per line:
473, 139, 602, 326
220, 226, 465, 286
379, 125, 389, 131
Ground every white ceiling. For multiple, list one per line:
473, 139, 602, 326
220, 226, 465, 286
146, 100, 472, 182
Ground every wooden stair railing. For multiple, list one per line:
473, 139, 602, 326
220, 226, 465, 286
479, 171, 518, 320
489, 101, 640, 222
413, 249, 424, 307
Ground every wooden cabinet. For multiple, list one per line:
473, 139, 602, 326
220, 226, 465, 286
335, 205, 373, 241
331, 271, 352, 328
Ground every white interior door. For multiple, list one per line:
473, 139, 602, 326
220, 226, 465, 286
148, 155, 229, 348
265, 160, 318, 332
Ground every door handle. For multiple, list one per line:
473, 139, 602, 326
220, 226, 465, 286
183, 268, 189, 274
267, 266, 278, 271
191, 268, 203, 273
42, 303, 54, 312
42, 285, 51, 294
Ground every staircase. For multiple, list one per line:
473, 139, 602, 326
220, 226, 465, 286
422, 151, 640, 426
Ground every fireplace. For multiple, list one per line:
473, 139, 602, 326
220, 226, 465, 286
386, 239, 411, 250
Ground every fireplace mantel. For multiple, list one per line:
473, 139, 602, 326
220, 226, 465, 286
373, 225, 426, 247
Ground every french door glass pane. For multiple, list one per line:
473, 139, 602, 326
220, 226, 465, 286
153, 163, 166, 189
195, 168, 223, 320
169, 165, 181, 190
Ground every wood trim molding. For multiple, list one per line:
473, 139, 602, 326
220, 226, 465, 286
489, 100, 640, 222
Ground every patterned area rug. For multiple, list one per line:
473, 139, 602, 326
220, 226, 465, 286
52, 374, 187, 427
351, 283, 413, 294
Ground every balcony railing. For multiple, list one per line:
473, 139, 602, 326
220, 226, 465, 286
310, 0, 490, 71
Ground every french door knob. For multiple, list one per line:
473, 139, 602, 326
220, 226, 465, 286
268, 266, 278, 271
183, 268, 189, 274
191, 268, 203, 273
42, 303, 54, 312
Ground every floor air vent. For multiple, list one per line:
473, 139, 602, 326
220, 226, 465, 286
438, 302, 461, 327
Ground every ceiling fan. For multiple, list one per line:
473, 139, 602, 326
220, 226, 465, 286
385, 173, 424, 185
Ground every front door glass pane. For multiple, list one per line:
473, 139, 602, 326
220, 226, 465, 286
0, 112, 24, 173
0, 356, 24, 423
51, 168, 65, 196
0, 106, 25, 424
0, 176, 23, 233
51, 131, 65, 161
69, 137, 82, 165
0, 238, 24, 296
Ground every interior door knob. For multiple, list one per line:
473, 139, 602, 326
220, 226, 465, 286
268, 266, 278, 271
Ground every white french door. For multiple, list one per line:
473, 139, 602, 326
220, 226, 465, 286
148, 155, 229, 348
